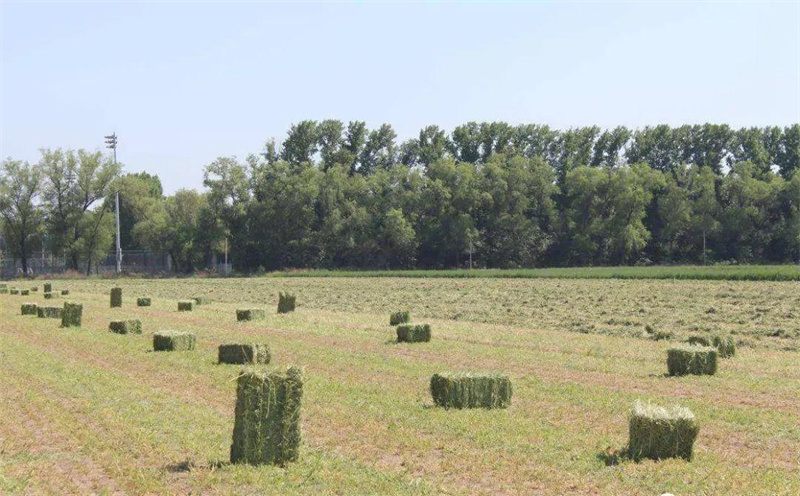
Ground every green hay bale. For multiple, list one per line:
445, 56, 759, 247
61, 289, 70, 296
10, 288, 20, 295
629, 401, 699, 461
237, 309, 266, 322
43, 291, 59, 300
21, 303, 38, 316
430, 372, 512, 409
30, 286, 38, 292
37, 306, 62, 319
389, 311, 411, 326
396, 324, 431, 343
20, 289, 30, 296
230, 366, 303, 466
61, 302, 83, 328
277, 292, 296, 314
178, 300, 194, 312
110, 287, 123, 307
137, 297, 152, 307
0, 283, 6, 289
43, 283, 52, 293
153, 330, 196, 351
109, 319, 143, 335
667, 345, 718, 376
712, 334, 736, 358
192, 296, 211, 305
218, 344, 271, 364
0, 288, 7, 294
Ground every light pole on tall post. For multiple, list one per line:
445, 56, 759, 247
105, 132, 122, 274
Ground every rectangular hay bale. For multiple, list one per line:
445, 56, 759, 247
430, 372, 512, 409
21, 303, 38, 315
712, 334, 736, 358
396, 324, 431, 343
43, 283, 52, 293
230, 366, 303, 466
237, 309, 266, 322
61, 302, 83, 328
10, 288, 20, 295
218, 344, 271, 364
61, 289, 70, 296
277, 292, 296, 314
20, 289, 30, 296
667, 345, 717, 376
44, 291, 59, 300
37, 306, 63, 319
153, 330, 196, 351
629, 401, 699, 461
0, 288, 7, 294
110, 287, 123, 307
178, 300, 194, 312
389, 311, 411, 326
137, 297, 152, 307
109, 319, 143, 335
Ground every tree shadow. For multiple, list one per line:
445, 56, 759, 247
597, 446, 631, 467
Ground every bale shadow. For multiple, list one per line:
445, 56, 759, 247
597, 446, 631, 466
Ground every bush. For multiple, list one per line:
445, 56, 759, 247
230, 366, 303, 466
153, 330, 196, 351
629, 401, 699, 461
712, 334, 736, 358
43, 291, 59, 300
237, 309, 266, 322
396, 324, 432, 343
61, 302, 83, 328
137, 297, 152, 307
277, 292, 296, 314
61, 289, 70, 296
110, 287, 123, 307
389, 311, 411, 326
218, 344, 271, 364
109, 319, 143, 335
43, 283, 52, 293
178, 300, 194, 312
430, 372, 512, 409
37, 306, 62, 319
667, 345, 718, 376
21, 303, 38, 316
192, 296, 211, 305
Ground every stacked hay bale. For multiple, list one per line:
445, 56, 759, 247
237, 309, 266, 322
192, 296, 211, 306
218, 344, 271, 364
389, 311, 411, 326
277, 292, 296, 314
667, 345, 717, 376
396, 324, 432, 343
44, 291, 59, 300
110, 287, 123, 307
178, 300, 194, 312
153, 331, 196, 351
21, 303, 38, 316
37, 306, 62, 319
137, 297, 152, 307
61, 302, 83, 327
109, 319, 143, 335
43, 283, 52, 293
230, 366, 303, 466
629, 401, 699, 461
430, 372, 512, 409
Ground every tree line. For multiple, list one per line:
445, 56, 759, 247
1, 121, 798, 274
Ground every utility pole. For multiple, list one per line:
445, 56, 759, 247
105, 132, 122, 274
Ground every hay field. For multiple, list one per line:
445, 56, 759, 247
0, 277, 798, 495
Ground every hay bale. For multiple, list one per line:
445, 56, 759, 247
230, 366, 303, 466
30, 286, 38, 292
277, 292, 296, 314
37, 306, 62, 319
61, 302, 83, 328
10, 288, 20, 295
137, 297, 152, 307
178, 300, 194, 312
389, 311, 411, 326
43, 291, 59, 300
192, 296, 211, 305
110, 287, 123, 307
237, 309, 266, 322
218, 344, 271, 364
20, 289, 30, 296
686, 335, 710, 347
430, 372, 512, 409
61, 289, 70, 296
21, 303, 38, 316
396, 324, 431, 343
109, 319, 143, 335
153, 330, 196, 351
712, 334, 736, 358
629, 401, 699, 461
0, 288, 7, 294
0, 283, 6, 289
667, 345, 718, 376
43, 283, 52, 293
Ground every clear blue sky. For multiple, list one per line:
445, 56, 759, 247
2, 1, 799, 193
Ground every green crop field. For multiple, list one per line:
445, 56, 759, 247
1, 276, 798, 495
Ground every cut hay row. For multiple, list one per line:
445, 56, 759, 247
109, 319, 143, 335
430, 372, 512, 409
218, 343, 271, 365
629, 401, 699, 461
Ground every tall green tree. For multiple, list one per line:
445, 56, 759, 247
0, 159, 43, 274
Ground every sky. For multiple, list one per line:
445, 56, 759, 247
1, 1, 799, 193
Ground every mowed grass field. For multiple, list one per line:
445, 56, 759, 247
1, 277, 799, 495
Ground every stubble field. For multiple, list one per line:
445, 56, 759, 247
1, 276, 798, 495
